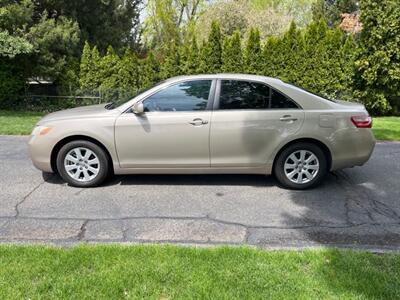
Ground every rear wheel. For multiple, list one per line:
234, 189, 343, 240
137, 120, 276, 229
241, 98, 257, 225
274, 142, 327, 189
56, 140, 110, 187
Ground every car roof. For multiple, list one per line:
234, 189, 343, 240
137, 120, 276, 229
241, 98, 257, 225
163, 74, 342, 110
165, 74, 284, 85
118, 73, 339, 112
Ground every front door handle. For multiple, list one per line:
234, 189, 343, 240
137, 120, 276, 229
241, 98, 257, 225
280, 115, 298, 122
189, 118, 208, 126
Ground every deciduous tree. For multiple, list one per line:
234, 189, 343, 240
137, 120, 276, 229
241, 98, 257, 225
144, 0, 206, 49
32, 0, 142, 52
312, 0, 359, 26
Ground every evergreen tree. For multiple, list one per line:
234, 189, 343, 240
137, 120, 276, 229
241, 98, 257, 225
90, 46, 102, 91
181, 36, 200, 74
354, 0, 400, 114
98, 46, 120, 100
79, 41, 92, 90
340, 35, 356, 100
301, 20, 330, 94
207, 21, 223, 73
262, 36, 283, 79
222, 36, 232, 73
198, 41, 211, 74
244, 28, 262, 74
293, 19, 352, 100
79, 42, 102, 93
323, 27, 347, 99
140, 51, 161, 88
261, 18, 356, 102
118, 49, 140, 97
179, 43, 190, 75
222, 31, 243, 73
280, 21, 305, 85
160, 41, 181, 79
199, 21, 222, 73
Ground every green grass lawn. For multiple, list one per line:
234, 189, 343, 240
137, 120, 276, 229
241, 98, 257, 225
372, 117, 400, 141
0, 110, 399, 141
0, 110, 44, 135
0, 245, 400, 299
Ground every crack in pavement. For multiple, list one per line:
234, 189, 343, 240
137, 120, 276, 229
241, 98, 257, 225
334, 171, 400, 225
14, 180, 47, 218
1, 214, 394, 230
332, 171, 370, 225
122, 227, 129, 242
2, 214, 400, 248
77, 220, 89, 241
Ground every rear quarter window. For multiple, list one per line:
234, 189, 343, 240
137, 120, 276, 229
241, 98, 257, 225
270, 89, 299, 109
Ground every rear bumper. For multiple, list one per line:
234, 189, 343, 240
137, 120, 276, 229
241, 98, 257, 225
331, 129, 376, 170
28, 135, 55, 173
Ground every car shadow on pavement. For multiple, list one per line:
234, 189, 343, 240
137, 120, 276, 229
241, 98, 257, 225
42, 172, 64, 184
116, 174, 278, 187
42, 171, 278, 187
280, 167, 400, 249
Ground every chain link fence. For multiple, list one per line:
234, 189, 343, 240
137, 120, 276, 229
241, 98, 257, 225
9, 95, 102, 112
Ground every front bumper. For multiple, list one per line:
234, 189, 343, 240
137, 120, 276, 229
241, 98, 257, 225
28, 134, 55, 173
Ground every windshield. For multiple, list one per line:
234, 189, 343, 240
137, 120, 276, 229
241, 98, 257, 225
105, 80, 167, 109
284, 82, 337, 102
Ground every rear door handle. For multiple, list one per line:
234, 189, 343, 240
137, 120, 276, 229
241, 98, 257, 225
189, 118, 208, 126
280, 115, 298, 122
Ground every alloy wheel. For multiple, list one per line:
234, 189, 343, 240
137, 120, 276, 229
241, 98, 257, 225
64, 147, 100, 182
284, 150, 320, 184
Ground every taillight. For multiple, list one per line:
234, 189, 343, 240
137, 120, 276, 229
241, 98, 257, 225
351, 115, 372, 128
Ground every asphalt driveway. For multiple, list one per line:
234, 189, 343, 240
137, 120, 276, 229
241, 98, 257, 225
1, 136, 400, 250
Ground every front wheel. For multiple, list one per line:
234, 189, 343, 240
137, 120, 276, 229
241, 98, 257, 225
274, 142, 327, 190
56, 140, 110, 187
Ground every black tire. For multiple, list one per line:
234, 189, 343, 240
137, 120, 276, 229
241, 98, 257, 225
56, 140, 110, 187
273, 142, 327, 190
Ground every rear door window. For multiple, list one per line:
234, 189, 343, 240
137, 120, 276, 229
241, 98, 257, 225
218, 80, 299, 110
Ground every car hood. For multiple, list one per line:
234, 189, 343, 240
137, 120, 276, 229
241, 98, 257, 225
38, 104, 113, 124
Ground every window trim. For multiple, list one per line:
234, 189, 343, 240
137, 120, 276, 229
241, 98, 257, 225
130, 78, 217, 113
213, 79, 302, 111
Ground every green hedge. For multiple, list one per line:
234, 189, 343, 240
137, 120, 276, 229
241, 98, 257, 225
0, 58, 25, 108
2, 0, 400, 116
78, 20, 357, 107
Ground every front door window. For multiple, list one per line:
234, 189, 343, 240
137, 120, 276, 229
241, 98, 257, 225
143, 80, 212, 112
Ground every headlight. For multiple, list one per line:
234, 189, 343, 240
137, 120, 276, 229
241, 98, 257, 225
31, 125, 52, 136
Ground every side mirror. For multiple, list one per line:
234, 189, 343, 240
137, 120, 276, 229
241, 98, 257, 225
132, 102, 144, 114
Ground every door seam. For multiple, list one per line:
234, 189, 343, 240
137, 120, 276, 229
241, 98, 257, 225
208, 110, 213, 167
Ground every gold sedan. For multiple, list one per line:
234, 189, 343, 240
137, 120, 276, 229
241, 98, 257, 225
29, 74, 375, 189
